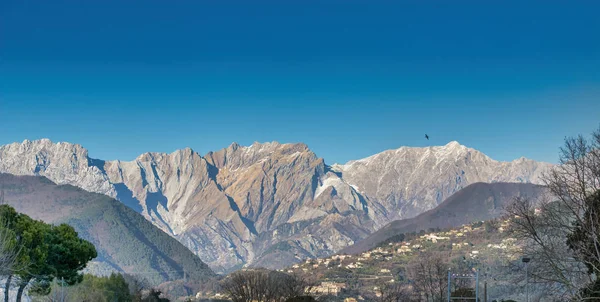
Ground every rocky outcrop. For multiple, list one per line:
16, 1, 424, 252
0, 139, 114, 196
0, 139, 552, 272
333, 141, 551, 221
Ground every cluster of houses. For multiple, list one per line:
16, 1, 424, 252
202, 219, 520, 300
310, 281, 347, 296
290, 218, 517, 271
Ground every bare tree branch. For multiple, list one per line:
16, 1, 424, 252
506, 125, 600, 301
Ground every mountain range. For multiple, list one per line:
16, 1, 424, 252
0, 173, 215, 286
0, 139, 552, 272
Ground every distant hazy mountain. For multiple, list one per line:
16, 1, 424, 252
342, 182, 548, 254
0, 173, 215, 286
0, 139, 552, 272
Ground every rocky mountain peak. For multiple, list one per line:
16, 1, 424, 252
11, 138, 87, 156
513, 156, 533, 163
228, 142, 241, 151
0, 139, 113, 196
206, 141, 313, 171
335, 142, 552, 220
444, 140, 463, 148
0, 139, 553, 273
134, 147, 199, 163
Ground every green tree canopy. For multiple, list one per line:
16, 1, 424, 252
46, 223, 98, 284
0, 204, 97, 302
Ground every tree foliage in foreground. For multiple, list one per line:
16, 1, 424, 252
32, 273, 174, 302
363, 281, 416, 302
220, 269, 315, 302
0, 191, 20, 278
0, 204, 97, 302
32, 273, 132, 302
407, 251, 449, 302
0, 219, 19, 279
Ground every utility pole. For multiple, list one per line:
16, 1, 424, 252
447, 270, 451, 302
61, 277, 65, 302
522, 257, 531, 302
475, 268, 479, 301
52, 279, 57, 302
484, 281, 487, 302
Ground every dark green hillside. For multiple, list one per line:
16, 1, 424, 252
0, 173, 215, 286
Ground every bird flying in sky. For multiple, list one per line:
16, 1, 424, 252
425, 134, 429, 140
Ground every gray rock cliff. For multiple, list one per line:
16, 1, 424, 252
0, 139, 552, 272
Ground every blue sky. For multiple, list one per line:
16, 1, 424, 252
0, 1, 598, 164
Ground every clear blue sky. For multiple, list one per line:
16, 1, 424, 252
1, 1, 599, 164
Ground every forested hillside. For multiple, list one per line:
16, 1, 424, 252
0, 173, 215, 286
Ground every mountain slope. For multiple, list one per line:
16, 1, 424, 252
0, 139, 552, 272
342, 182, 547, 254
287, 216, 538, 302
333, 141, 550, 221
0, 173, 215, 286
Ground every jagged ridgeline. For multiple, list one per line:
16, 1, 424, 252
0, 139, 552, 273
0, 173, 215, 286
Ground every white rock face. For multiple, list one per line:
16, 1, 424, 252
0, 139, 552, 272
0, 139, 115, 196
333, 141, 552, 221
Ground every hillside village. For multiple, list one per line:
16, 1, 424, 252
275, 219, 525, 301
190, 217, 530, 301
